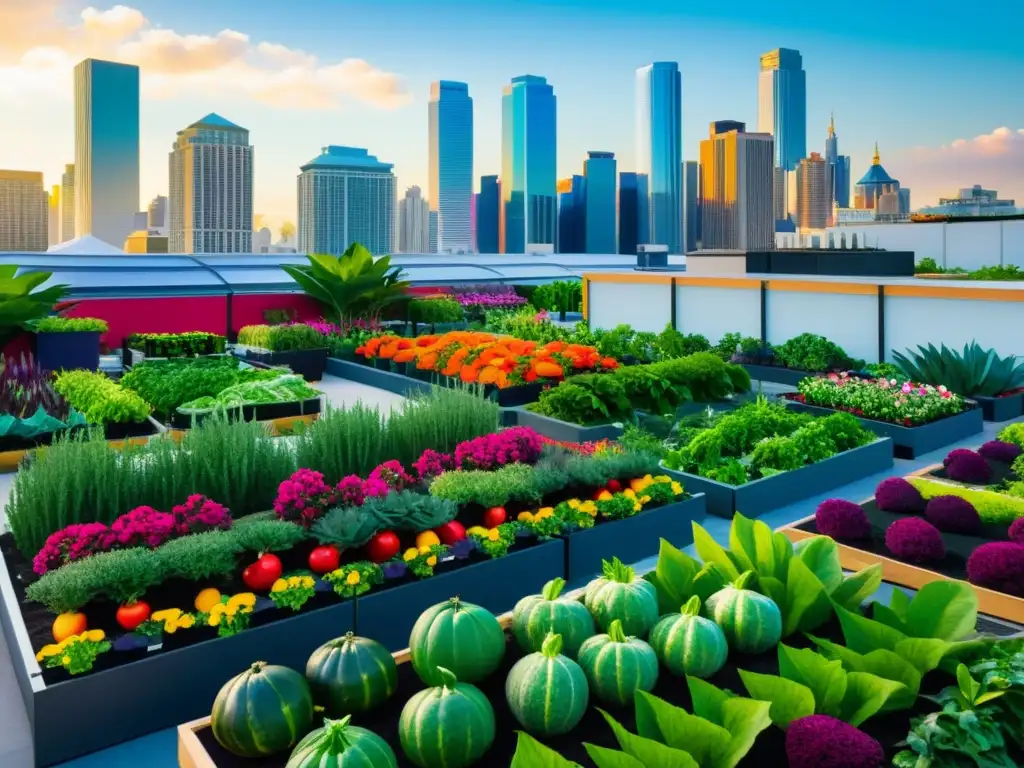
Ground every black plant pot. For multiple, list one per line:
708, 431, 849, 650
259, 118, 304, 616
36, 331, 101, 372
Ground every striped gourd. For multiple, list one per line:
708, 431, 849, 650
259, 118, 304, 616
398, 666, 495, 768
305, 632, 398, 716
703, 571, 783, 655
506, 632, 590, 736
285, 715, 397, 768
649, 595, 728, 678
583, 558, 659, 638
409, 596, 506, 685
211, 661, 315, 757
512, 577, 595, 658
577, 619, 659, 707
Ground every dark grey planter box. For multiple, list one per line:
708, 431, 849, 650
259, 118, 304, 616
661, 438, 894, 519
563, 494, 706, 587
245, 347, 329, 382
783, 399, 984, 459
510, 407, 625, 443
356, 539, 565, 652
741, 364, 816, 387
0, 549, 355, 767
973, 392, 1024, 422
326, 357, 432, 396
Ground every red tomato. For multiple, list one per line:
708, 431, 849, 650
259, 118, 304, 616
482, 506, 507, 528
606, 479, 622, 493
365, 531, 401, 564
434, 520, 466, 545
116, 601, 151, 631
242, 553, 283, 591
308, 545, 341, 574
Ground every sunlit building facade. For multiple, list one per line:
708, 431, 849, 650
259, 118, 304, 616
796, 152, 829, 230
0, 170, 48, 251
428, 81, 474, 253
398, 186, 429, 253
557, 176, 585, 254
48, 185, 61, 247
584, 151, 617, 253
757, 48, 806, 172
618, 172, 649, 255
853, 144, 904, 213
824, 114, 851, 210
682, 160, 701, 252
636, 62, 682, 253
74, 59, 140, 247
476, 175, 500, 254
60, 164, 75, 242
500, 75, 557, 253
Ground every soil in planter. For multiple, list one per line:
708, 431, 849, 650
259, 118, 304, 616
193, 615, 947, 768
796, 500, 1013, 588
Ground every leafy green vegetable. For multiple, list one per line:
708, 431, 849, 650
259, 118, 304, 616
600, 710, 700, 768
585, 744, 646, 768
634, 690, 730, 766
511, 733, 582, 768
738, 670, 816, 728
684, 679, 772, 768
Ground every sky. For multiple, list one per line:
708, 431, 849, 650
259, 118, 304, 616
1, 0, 1023, 236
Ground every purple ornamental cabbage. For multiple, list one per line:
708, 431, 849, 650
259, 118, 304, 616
785, 714, 885, 768
815, 499, 871, 540
978, 440, 1022, 464
944, 447, 979, 467
944, 450, 993, 485
967, 542, 1024, 597
1009, 517, 1024, 545
924, 495, 982, 535
885, 517, 946, 564
874, 477, 925, 513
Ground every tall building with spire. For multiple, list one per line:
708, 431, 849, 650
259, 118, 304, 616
824, 113, 851, 210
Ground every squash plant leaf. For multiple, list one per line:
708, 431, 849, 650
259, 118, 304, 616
783, 555, 832, 636
599, 709, 700, 768
888, 586, 912, 621
584, 744, 647, 768
837, 671, 908, 727
726, 512, 758, 573
772, 531, 794, 579
871, 601, 908, 633
692, 562, 731, 603
737, 669, 816, 728
692, 523, 741, 581
807, 634, 868, 669
905, 581, 978, 642
649, 539, 699, 614
634, 691, 730, 767
858, 650, 922, 710
717, 697, 773, 768
830, 565, 883, 611
777, 644, 848, 717
833, 602, 907, 654
686, 676, 733, 725
511, 732, 582, 768
794, 536, 843, 593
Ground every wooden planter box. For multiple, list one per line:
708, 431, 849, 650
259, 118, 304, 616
661, 438, 894, 519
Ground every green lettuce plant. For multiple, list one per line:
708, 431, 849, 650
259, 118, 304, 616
34, 316, 108, 333
511, 733, 581, 767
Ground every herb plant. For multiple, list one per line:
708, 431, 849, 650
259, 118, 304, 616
773, 333, 863, 372
52, 370, 152, 424
35, 316, 108, 333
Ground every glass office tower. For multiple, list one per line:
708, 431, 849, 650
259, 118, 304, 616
635, 62, 682, 253
757, 48, 807, 172
476, 175, 500, 254
618, 171, 649, 255
583, 151, 616, 253
428, 81, 474, 253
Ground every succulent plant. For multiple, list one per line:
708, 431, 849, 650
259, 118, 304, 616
892, 341, 1024, 397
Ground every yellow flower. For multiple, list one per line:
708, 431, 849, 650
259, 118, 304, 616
152, 609, 181, 623
671, 482, 683, 495
287, 576, 300, 588
596, 490, 613, 501
517, 511, 535, 523
208, 613, 221, 627
36, 643, 62, 660
633, 502, 643, 512
300, 577, 315, 588
643, 474, 654, 482
487, 528, 500, 541
403, 548, 419, 562
346, 571, 361, 586
537, 507, 554, 519
640, 495, 651, 504
61, 655, 71, 666
426, 556, 438, 567
466, 526, 487, 536
567, 499, 580, 509
653, 475, 670, 483
418, 545, 433, 555
84, 629, 105, 642
223, 605, 239, 618
623, 488, 636, 498
228, 593, 256, 611
271, 579, 288, 593
177, 614, 195, 629
579, 501, 596, 514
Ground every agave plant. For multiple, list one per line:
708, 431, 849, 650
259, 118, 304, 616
0, 266, 70, 348
891, 342, 1024, 397
281, 243, 409, 324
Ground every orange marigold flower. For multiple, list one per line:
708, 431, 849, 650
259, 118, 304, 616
393, 348, 418, 363
600, 357, 619, 369
460, 365, 480, 383
478, 366, 500, 385
534, 361, 564, 378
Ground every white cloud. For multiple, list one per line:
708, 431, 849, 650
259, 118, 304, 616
0, 2, 410, 110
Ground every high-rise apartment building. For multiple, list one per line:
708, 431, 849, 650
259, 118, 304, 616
757, 48, 806, 172
500, 75, 557, 253
636, 62, 682, 253
398, 186, 430, 252
297, 146, 395, 256
476, 175, 500, 254
48, 185, 61, 247
557, 176, 585, 254
0, 170, 48, 251
682, 161, 700, 252
74, 59, 140, 246
618, 172, 650, 256
428, 81, 474, 254
699, 121, 774, 250
796, 152, 829, 230
583, 152, 616, 253
60, 164, 75, 242
148, 195, 168, 229
168, 113, 253, 253
824, 114, 851, 210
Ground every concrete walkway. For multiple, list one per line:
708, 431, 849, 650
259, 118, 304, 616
0, 379, 1019, 767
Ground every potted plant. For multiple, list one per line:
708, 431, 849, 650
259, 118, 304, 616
33, 317, 108, 372
0, 266, 70, 360
236, 323, 330, 382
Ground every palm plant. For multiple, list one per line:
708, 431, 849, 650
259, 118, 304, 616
892, 342, 1024, 397
282, 243, 409, 323
0, 266, 70, 348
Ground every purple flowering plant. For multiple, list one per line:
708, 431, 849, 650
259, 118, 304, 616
170, 495, 232, 536
273, 468, 337, 527
453, 426, 544, 470
413, 449, 454, 481
369, 460, 416, 491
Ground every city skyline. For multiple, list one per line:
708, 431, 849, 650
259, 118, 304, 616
1, 1, 1023, 234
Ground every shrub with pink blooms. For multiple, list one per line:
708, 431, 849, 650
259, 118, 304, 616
32, 523, 111, 575
108, 506, 177, 548
369, 460, 415, 491
453, 426, 544, 470
794, 373, 966, 426
273, 468, 337, 526
413, 449, 454, 480
967, 541, 1024, 597
1010, 517, 1024, 545
885, 517, 946, 564
170, 495, 232, 536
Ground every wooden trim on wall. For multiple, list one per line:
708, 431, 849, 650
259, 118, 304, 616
765, 280, 878, 296
673, 276, 762, 289
584, 272, 674, 285
885, 285, 1024, 302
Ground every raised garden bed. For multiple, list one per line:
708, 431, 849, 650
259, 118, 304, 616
662, 438, 895, 518
0, 417, 161, 473
781, 396, 984, 459
244, 348, 329, 382
740, 363, 815, 387
973, 391, 1024, 422
509, 406, 625, 443
326, 357, 432, 396
169, 397, 322, 431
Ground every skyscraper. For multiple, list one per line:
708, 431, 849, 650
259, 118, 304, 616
74, 58, 140, 246
500, 75, 557, 253
297, 146, 396, 256
148, 195, 168, 230
636, 62, 682, 253
0, 170, 48, 251
48, 185, 61, 247
757, 48, 807, 172
557, 176, 585, 254
618, 172, 650, 256
699, 121, 774, 250
476, 175, 500, 254
796, 152, 829, 230
824, 114, 851, 210
428, 81, 474, 254
60, 164, 75, 242
583, 152, 616, 253
682, 161, 700, 252
168, 114, 253, 253
398, 186, 430, 253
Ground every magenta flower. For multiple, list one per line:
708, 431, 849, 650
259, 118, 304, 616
369, 460, 415, 491
109, 506, 177, 548
454, 427, 543, 470
32, 522, 111, 575
170, 494, 232, 535
413, 449, 454, 480
274, 468, 335, 526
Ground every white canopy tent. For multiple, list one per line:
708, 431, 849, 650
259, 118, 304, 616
47, 235, 124, 255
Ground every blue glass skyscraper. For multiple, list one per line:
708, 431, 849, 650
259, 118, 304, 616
757, 48, 807, 172
500, 75, 556, 253
428, 81, 473, 253
635, 62, 682, 254
476, 175, 500, 254
825, 114, 851, 209
74, 58, 139, 247
584, 152, 616, 253
618, 172, 649, 256
556, 175, 585, 253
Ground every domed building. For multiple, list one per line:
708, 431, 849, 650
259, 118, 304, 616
853, 143, 902, 210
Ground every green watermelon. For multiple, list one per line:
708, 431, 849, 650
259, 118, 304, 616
409, 596, 506, 685
305, 632, 398, 716
649, 595, 728, 678
704, 571, 782, 655
211, 661, 315, 757
285, 715, 397, 768
512, 577, 595, 658
506, 632, 590, 736
399, 666, 495, 768
577, 619, 659, 707
583, 558, 659, 638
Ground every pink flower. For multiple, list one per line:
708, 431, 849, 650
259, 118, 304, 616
901, 382, 912, 394
274, 468, 333, 526
454, 427, 543, 470
368, 460, 415, 491
170, 495, 232, 535
827, 373, 840, 382
878, 378, 890, 389
413, 449, 454, 480
938, 385, 948, 394
109, 506, 177, 548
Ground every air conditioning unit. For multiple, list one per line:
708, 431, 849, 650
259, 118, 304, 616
637, 244, 668, 269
